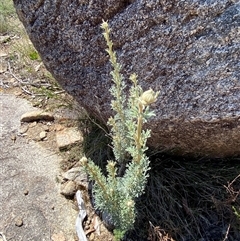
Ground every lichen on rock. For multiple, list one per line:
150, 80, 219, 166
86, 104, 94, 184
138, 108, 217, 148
13, 0, 240, 157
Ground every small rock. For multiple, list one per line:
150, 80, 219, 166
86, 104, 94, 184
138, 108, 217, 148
51, 232, 66, 241
21, 110, 54, 122
89, 233, 94, 241
23, 189, 29, 195
11, 135, 17, 143
0, 51, 8, 57
60, 180, 77, 198
43, 125, 50, 131
56, 127, 83, 150
62, 167, 85, 181
14, 90, 22, 96
32, 101, 41, 107
39, 131, 47, 140
62, 167, 88, 187
19, 125, 29, 134
15, 217, 23, 227
54, 124, 64, 131
29, 121, 37, 128
0, 35, 10, 43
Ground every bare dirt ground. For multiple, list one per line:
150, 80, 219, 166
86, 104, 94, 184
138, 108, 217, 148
0, 16, 113, 241
0, 94, 78, 241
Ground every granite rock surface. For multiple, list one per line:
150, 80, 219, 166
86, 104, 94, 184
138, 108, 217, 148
14, 0, 240, 157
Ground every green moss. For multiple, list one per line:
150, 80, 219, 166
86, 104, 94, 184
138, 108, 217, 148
29, 50, 40, 60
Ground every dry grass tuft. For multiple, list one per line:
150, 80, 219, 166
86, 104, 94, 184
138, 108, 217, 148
0, 0, 16, 33
135, 156, 240, 241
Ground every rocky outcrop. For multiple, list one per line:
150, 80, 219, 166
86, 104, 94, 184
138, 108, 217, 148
13, 0, 240, 157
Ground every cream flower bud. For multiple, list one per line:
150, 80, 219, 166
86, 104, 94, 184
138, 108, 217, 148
108, 161, 116, 168
100, 20, 108, 29
139, 89, 159, 106
80, 156, 88, 165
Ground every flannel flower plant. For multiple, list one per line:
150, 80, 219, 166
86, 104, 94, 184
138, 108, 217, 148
81, 20, 159, 241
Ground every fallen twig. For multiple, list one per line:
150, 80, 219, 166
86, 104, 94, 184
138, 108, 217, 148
21, 86, 34, 96
6, 61, 52, 88
222, 224, 230, 241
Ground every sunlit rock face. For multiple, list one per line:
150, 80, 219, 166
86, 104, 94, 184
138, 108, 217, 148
14, 0, 240, 157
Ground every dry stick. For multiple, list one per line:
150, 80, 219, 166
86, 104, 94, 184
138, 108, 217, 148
53, 90, 65, 94
7, 61, 33, 85
224, 173, 240, 201
7, 61, 53, 88
222, 224, 230, 241
7, 61, 65, 97
21, 86, 34, 95
229, 173, 240, 187
6, 62, 35, 96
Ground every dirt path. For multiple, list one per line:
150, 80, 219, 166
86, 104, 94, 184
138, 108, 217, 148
0, 93, 77, 241
0, 8, 115, 240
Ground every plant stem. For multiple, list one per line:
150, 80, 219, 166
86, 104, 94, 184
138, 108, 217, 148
136, 102, 143, 163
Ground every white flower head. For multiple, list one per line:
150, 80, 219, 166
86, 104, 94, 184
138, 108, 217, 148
80, 156, 88, 165
139, 89, 159, 106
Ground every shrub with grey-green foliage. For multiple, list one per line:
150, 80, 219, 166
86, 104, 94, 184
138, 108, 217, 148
81, 20, 159, 241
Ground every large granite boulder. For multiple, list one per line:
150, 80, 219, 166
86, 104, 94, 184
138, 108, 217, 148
14, 0, 240, 157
